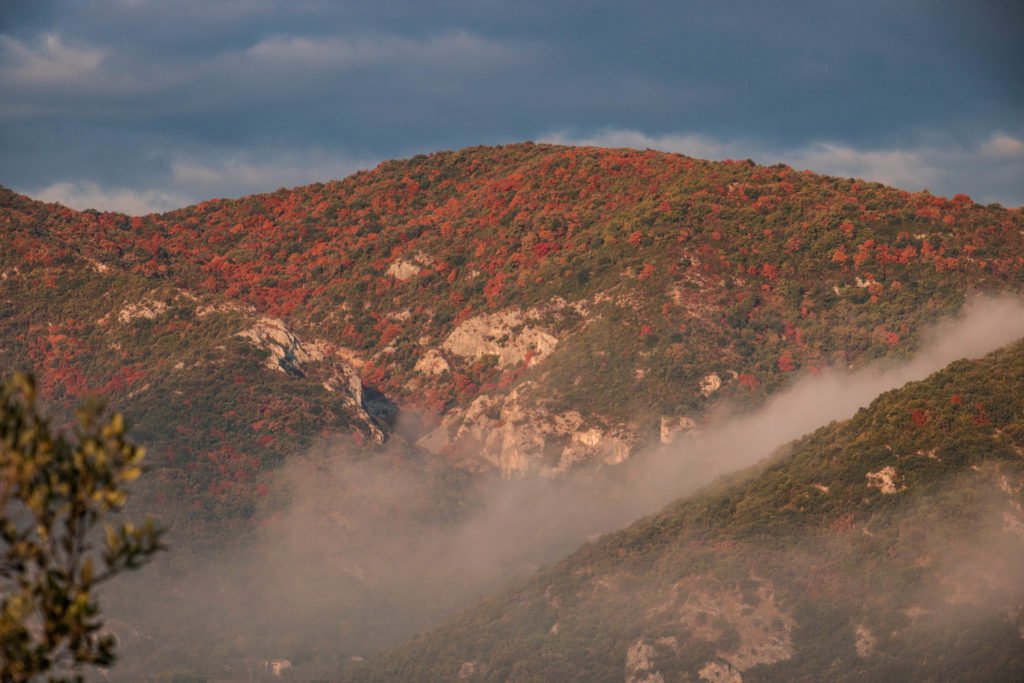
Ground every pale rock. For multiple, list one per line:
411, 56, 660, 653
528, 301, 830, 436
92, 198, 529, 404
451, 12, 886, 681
442, 309, 558, 368
322, 363, 364, 404
457, 395, 499, 444
416, 385, 633, 476
854, 625, 876, 657
671, 578, 794, 674
387, 259, 421, 280
334, 345, 365, 370
700, 373, 722, 398
322, 363, 385, 443
86, 258, 109, 273
904, 606, 929, 620
458, 661, 480, 679
238, 317, 381, 441
118, 299, 167, 323
699, 661, 742, 683
238, 317, 325, 376
866, 466, 905, 494
600, 436, 631, 466
387, 253, 433, 281
660, 416, 697, 444
414, 349, 451, 376
624, 640, 665, 683
576, 429, 604, 448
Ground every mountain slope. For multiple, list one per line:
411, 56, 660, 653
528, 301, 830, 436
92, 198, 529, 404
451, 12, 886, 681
3, 144, 1023, 501
349, 339, 1024, 682
3, 143, 1024, 676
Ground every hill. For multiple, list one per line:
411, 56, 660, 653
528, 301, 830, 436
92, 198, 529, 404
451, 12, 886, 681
2, 142, 1024, 676
348, 338, 1024, 682
3, 144, 1023, 522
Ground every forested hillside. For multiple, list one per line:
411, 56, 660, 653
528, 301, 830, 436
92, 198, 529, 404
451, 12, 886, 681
2, 143, 1023, 678
2, 144, 1022, 531
349, 339, 1024, 682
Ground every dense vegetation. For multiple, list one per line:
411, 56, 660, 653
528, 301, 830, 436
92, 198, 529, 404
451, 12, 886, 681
349, 340, 1024, 681
2, 144, 1022, 532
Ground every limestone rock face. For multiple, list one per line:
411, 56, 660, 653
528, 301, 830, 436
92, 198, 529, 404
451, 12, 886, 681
698, 661, 742, 682
415, 383, 633, 477
386, 253, 434, 281
442, 309, 558, 368
699, 373, 722, 397
624, 640, 665, 683
237, 316, 383, 442
414, 349, 451, 376
660, 415, 697, 444
866, 466, 905, 494
238, 317, 326, 377
118, 299, 168, 323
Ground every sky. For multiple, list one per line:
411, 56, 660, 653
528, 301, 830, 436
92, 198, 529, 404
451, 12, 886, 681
1, 0, 1022, 214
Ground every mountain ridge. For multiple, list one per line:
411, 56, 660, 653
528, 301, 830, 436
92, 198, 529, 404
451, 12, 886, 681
3, 141, 1024, 524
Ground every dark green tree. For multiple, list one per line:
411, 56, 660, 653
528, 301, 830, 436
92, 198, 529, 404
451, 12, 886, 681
0, 373, 165, 682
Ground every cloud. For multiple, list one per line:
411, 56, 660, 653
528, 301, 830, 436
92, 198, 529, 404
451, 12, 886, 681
541, 128, 1024, 207
169, 152, 375, 200
24, 151, 375, 214
31, 181, 189, 215
0, 33, 107, 86
244, 30, 527, 72
980, 133, 1024, 159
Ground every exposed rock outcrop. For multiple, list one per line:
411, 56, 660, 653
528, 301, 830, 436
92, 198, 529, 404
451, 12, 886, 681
118, 299, 167, 323
632, 576, 794, 680
414, 348, 451, 376
416, 383, 633, 477
698, 661, 742, 682
625, 640, 666, 683
866, 466, 905, 494
660, 415, 697, 444
441, 309, 558, 368
699, 373, 722, 397
387, 253, 433, 281
238, 317, 326, 377
237, 317, 384, 442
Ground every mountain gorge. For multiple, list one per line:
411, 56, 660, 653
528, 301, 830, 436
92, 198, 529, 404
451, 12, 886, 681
2, 142, 1023, 679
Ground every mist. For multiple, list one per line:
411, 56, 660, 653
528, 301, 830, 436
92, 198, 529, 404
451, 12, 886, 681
102, 296, 1024, 679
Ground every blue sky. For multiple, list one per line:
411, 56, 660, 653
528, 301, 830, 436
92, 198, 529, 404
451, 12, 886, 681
1, 0, 1022, 213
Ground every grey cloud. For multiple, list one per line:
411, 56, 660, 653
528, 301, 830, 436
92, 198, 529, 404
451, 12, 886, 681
0, 33, 108, 87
